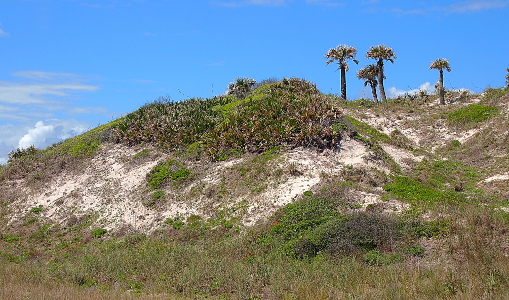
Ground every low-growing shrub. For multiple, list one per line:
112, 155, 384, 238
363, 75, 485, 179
147, 159, 192, 189
30, 205, 43, 214
7, 145, 39, 163
447, 104, 497, 126
270, 195, 402, 258
91, 228, 107, 238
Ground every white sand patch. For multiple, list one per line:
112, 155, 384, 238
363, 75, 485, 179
243, 140, 374, 225
381, 144, 423, 169
13, 143, 169, 231
354, 190, 409, 213
484, 174, 509, 183
335, 137, 370, 166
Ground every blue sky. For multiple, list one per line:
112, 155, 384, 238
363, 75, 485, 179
1, 0, 508, 164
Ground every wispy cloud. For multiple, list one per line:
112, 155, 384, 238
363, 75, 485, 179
0, 71, 98, 107
0, 22, 9, 37
212, 0, 290, 7
389, 7, 426, 15
364, 0, 508, 15
306, 0, 344, 7
444, 0, 509, 13
0, 71, 103, 164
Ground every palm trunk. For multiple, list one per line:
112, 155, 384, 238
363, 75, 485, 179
377, 60, 387, 102
340, 66, 347, 100
439, 69, 445, 105
370, 83, 379, 103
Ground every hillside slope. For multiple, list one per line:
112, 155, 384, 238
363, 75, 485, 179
1, 80, 509, 232
1, 79, 509, 299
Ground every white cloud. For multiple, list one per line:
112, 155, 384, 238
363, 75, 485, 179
0, 119, 90, 165
212, 0, 290, 6
0, 22, 8, 37
0, 70, 99, 106
12, 70, 83, 81
386, 82, 473, 98
0, 71, 106, 164
67, 106, 108, 115
306, 0, 344, 6
365, 0, 508, 14
0, 82, 98, 105
17, 119, 88, 149
387, 82, 435, 98
447, 0, 509, 13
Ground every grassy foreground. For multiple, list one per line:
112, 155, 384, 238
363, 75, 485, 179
1, 203, 509, 299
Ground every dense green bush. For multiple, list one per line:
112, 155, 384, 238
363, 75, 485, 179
114, 78, 349, 160
269, 194, 401, 258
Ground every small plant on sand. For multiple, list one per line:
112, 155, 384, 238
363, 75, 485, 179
147, 159, 192, 189
91, 228, 107, 238
30, 205, 43, 214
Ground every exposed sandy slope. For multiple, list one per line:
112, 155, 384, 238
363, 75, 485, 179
7, 135, 414, 233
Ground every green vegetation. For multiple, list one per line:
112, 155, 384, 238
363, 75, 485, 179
114, 78, 347, 160
447, 103, 497, 126
30, 205, 43, 214
91, 228, 107, 238
147, 159, 192, 190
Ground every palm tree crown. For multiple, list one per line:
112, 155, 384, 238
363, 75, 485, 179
325, 45, 359, 100
357, 64, 380, 102
325, 45, 359, 70
366, 45, 397, 64
366, 45, 396, 102
429, 58, 451, 72
357, 64, 379, 85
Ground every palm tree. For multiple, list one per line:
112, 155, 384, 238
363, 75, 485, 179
429, 58, 451, 105
357, 64, 380, 103
325, 45, 359, 100
366, 45, 396, 102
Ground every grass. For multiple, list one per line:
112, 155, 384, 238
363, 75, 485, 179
1, 202, 509, 299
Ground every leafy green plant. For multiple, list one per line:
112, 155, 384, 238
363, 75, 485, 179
363, 250, 402, 265
383, 176, 461, 206
147, 159, 192, 190
30, 205, 43, 214
2, 234, 20, 243
91, 228, 107, 238
7, 145, 39, 163
151, 190, 165, 200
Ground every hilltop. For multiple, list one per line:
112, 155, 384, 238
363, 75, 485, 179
1, 78, 509, 299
